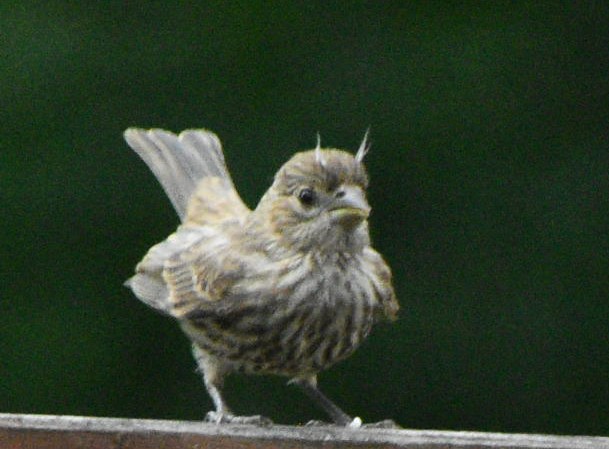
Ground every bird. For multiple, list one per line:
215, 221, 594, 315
123, 127, 399, 427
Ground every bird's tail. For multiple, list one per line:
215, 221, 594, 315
123, 128, 236, 222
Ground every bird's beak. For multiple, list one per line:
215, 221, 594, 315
328, 185, 370, 228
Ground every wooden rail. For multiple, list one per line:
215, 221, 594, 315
1, 413, 608, 449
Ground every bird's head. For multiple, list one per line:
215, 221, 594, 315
251, 134, 373, 254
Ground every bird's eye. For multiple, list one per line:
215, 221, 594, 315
298, 188, 315, 206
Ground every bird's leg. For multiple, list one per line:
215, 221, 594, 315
292, 376, 361, 427
192, 344, 272, 426
292, 376, 401, 429
203, 375, 232, 423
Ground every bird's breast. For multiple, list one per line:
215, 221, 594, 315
183, 254, 378, 377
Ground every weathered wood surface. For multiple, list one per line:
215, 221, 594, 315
1, 413, 608, 449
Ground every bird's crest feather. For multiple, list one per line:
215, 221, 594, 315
355, 129, 370, 163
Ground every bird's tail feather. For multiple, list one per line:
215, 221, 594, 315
124, 128, 235, 221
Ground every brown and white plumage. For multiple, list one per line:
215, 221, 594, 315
124, 128, 398, 427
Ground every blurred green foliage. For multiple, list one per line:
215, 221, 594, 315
1, 1, 608, 436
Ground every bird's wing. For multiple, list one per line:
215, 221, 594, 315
124, 128, 251, 313
160, 227, 264, 320
124, 128, 248, 222
126, 219, 251, 316
125, 225, 207, 314
363, 248, 399, 321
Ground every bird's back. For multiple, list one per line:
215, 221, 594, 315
124, 128, 249, 314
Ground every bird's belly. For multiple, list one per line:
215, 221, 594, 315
182, 293, 375, 377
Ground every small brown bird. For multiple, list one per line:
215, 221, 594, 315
124, 128, 399, 427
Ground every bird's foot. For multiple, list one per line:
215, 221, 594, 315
304, 419, 333, 427
361, 419, 401, 429
305, 417, 400, 429
205, 411, 273, 426
305, 417, 363, 428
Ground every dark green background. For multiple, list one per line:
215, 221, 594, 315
1, 1, 608, 436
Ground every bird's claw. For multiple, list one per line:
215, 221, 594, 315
205, 411, 273, 426
305, 417, 362, 428
361, 419, 401, 429
304, 419, 334, 427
